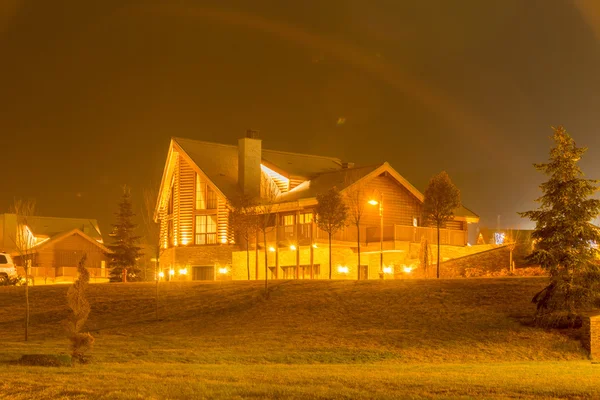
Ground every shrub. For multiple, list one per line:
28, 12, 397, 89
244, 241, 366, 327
64, 255, 94, 363
17, 354, 72, 367
0, 275, 23, 286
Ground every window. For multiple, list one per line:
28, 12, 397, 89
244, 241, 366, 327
299, 212, 313, 224
196, 174, 217, 210
168, 182, 174, 215
282, 214, 295, 233
195, 215, 217, 244
0, 255, 6, 264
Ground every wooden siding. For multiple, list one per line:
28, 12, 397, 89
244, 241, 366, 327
362, 173, 422, 227
158, 150, 231, 248
217, 197, 230, 244
289, 178, 304, 191
178, 157, 195, 245
173, 155, 181, 246
33, 233, 110, 279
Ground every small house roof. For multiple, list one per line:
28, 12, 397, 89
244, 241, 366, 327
26, 216, 103, 242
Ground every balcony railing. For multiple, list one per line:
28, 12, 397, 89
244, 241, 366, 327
250, 223, 467, 247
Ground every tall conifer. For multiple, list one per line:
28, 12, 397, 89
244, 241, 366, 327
520, 126, 600, 324
108, 186, 143, 282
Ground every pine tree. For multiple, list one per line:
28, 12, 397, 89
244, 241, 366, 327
108, 186, 143, 282
520, 126, 600, 325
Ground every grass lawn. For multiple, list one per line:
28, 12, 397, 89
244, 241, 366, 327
0, 278, 596, 399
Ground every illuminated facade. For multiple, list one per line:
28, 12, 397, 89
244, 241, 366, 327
155, 132, 479, 281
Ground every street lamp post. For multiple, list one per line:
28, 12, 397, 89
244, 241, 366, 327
368, 190, 384, 279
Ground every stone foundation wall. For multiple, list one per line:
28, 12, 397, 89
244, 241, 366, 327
582, 314, 600, 359
437, 245, 509, 278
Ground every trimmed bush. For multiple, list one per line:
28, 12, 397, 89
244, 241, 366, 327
17, 354, 72, 367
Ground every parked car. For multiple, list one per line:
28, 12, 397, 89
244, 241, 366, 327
0, 252, 17, 281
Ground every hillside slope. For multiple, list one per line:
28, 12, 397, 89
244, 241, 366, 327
0, 278, 587, 364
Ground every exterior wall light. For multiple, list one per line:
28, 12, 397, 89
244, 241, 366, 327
368, 199, 379, 206
221, 238, 228, 244
383, 266, 393, 274
268, 246, 276, 252
169, 269, 175, 276
403, 266, 412, 273
312, 243, 318, 249
179, 268, 188, 275
158, 271, 165, 278
218, 267, 229, 274
290, 245, 297, 251
337, 266, 349, 274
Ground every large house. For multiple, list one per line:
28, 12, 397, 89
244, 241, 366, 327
154, 132, 479, 281
0, 214, 110, 284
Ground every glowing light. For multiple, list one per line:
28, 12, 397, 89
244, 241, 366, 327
290, 245, 297, 251
337, 266, 349, 274
179, 268, 188, 275
158, 271, 165, 278
169, 269, 175, 276
269, 246, 276, 252
368, 199, 379, 206
383, 266, 393, 274
221, 238, 228, 244
403, 266, 412, 274
312, 243, 318, 249
494, 232, 505, 245
218, 267, 229, 274
180, 239, 189, 246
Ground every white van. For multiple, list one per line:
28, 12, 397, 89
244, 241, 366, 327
0, 253, 17, 281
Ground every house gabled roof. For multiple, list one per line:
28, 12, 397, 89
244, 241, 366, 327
27, 228, 111, 254
155, 137, 479, 223
25, 216, 103, 242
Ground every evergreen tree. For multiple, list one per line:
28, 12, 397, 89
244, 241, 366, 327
108, 186, 143, 282
422, 171, 461, 279
315, 187, 349, 279
520, 126, 600, 325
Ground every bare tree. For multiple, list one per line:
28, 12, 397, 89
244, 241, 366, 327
255, 174, 280, 295
345, 182, 366, 280
315, 187, 349, 279
10, 199, 36, 341
229, 194, 258, 280
504, 229, 521, 272
422, 171, 461, 279
142, 187, 163, 321
419, 235, 432, 276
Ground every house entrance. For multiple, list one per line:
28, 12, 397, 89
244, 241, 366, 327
192, 266, 214, 281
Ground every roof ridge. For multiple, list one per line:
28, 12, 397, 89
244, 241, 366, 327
28, 215, 99, 222
308, 163, 383, 178
173, 136, 342, 162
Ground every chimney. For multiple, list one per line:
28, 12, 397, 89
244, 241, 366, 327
238, 130, 262, 198
341, 162, 354, 169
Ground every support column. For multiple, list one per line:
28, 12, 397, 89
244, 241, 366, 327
295, 211, 300, 279
310, 219, 314, 279
255, 233, 259, 280
275, 213, 279, 279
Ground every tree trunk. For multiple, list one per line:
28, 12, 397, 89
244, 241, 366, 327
357, 223, 361, 280
263, 231, 268, 295
329, 233, 332, 279
25, 260, 29, 342
437, 225, 440, 279
246, 238, 250, 280
155, 252, 160, 321
509, 249, 513, 272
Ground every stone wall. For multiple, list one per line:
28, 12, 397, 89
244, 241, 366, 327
582, 313, 600, 359
436, 245, 509, 278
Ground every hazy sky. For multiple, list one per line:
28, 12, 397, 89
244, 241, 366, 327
2, 0, 600, 237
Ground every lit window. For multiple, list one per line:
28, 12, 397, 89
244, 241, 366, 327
195, 215, 217, 244
282, 214, 295, 234
299, 212, 313, 224
196, 174, 217, 210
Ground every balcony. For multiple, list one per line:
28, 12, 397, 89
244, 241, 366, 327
250, 223, 467, 247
